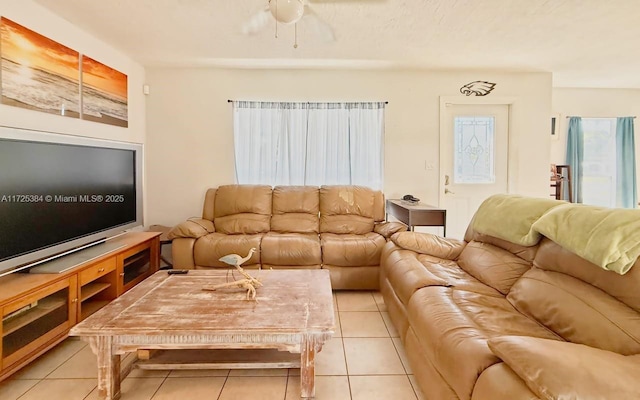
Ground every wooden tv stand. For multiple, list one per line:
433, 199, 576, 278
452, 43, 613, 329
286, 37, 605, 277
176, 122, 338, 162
0, 231, 160, 382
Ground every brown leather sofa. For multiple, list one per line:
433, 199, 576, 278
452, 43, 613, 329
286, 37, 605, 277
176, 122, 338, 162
380, 198, 640, 399
169, 185, 406, 289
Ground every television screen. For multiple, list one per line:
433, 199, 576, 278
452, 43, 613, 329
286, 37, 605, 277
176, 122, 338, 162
0, 128, 142, 275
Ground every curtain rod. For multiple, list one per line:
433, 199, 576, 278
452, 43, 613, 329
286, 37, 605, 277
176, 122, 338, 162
565, 115, 636, 119
227, 100, 388, 104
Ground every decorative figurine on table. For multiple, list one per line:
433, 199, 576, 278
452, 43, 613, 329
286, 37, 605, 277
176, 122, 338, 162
202, 248, 263, 300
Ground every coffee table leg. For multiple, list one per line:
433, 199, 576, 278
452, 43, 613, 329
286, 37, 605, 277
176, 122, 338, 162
301, 336, 317, 399
88, 336, 121, 400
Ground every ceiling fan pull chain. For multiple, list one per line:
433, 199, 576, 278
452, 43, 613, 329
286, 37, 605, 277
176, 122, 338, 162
294, 23, 298, 49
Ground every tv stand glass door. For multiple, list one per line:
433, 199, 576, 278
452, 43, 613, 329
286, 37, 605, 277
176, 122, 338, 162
1, 277, 77, 369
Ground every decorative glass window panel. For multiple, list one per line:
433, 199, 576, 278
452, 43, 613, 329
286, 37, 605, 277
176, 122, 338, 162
454, 116, 495, 184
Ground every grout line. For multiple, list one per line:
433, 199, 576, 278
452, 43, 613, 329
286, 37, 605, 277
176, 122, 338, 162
407, 375, 422, 400
40, 339, 88, 380
147, 374, 169, 400
390, 335, 411, 376
337, 309, 353, 400
215, 373, 230, 400
283, 374, 290, 400
15, 379, 44, 400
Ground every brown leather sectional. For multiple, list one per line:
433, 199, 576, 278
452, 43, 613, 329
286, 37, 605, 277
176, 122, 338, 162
381, 212, 640, 399
169, 184, 406, 289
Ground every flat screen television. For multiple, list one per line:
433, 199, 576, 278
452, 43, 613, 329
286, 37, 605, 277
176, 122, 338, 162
0, 126, 143, 277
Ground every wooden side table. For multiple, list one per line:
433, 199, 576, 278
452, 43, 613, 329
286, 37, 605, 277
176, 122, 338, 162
148, 225, 173, 268
386, 199, 447, 236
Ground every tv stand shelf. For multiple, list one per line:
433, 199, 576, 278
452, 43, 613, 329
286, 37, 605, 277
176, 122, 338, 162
81, 282, 111, 302
0, 232, 160, 382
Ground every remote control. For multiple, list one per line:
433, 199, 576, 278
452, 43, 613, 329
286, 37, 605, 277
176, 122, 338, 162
167, 269, 188, 275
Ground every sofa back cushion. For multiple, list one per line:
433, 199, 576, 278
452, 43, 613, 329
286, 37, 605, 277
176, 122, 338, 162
271, 186, 319, 233
465, 227, 538, 263
373, 190, 385, 222
202, 188, 216, 221
506, 238, 640, 355
319, 186, 377, 234
457, 240, 533, 295
213, 185, 272, 234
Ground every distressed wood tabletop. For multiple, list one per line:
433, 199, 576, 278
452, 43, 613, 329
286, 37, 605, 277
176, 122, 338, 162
70, 269, 335, 400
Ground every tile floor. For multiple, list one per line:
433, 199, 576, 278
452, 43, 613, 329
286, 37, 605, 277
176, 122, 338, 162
0, 291, 426, 400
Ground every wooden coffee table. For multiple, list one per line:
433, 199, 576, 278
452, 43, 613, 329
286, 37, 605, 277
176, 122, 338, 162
70, 269, 334, 399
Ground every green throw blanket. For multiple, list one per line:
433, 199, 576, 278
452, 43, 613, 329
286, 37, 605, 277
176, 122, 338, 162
471, 194, 565, 246
533, 204, 640, 275
472, 194, 640, 275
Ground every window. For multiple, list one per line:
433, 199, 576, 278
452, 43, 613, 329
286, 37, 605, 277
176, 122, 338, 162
454, 116, 496, 184
233, 102, 385, 189
582, 118, 617, 207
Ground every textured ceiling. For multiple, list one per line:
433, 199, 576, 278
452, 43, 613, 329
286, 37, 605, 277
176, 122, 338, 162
33, 0, 640, 88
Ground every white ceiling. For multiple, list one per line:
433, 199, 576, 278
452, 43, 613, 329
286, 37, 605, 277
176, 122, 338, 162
33, 0, 640, 88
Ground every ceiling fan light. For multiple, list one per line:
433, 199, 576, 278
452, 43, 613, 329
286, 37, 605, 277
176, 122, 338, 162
269, 0, 305, 25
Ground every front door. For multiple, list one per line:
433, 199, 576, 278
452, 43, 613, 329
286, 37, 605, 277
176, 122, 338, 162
440, 103, 510, 239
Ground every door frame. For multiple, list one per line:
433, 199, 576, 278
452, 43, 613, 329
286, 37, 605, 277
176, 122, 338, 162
438, 96, 518, 211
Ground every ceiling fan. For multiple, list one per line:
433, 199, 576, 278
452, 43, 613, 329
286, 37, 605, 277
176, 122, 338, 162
241, 0, 336, 46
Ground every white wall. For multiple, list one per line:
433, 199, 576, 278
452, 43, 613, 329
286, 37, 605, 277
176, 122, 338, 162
0, 0, 147, 217
146, 68, 552, 226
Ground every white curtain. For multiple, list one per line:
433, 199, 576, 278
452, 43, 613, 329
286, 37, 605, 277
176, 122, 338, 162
233, 101, 385, 189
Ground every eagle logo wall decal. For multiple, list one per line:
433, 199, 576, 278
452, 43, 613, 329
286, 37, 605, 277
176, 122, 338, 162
460, 81, 496, 96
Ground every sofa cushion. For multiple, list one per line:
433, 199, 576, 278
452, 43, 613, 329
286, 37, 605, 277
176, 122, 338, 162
457, 240, 532, 295
271, 186, 319, 233
202, 188, 217, 221
320, 232, 385, 267
416, 254, 503, 297
391, 232, 465, 260
465, 231, 538, 263
213, 185, 272, 234
261, 232, 321, 266
408, 287, 559, 400
472, 363, 540, 400
168, 218, 215, 239
535, 238, 640, 312
507, 267, 640, 355
319, 185, 376, 234
194, 233, 262, 267
488, 336, 640, 400
383, 247, 450, 305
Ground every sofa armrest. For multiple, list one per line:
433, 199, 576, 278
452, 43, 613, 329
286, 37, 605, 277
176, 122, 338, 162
488, 336, 640, 400
390, 231, 466, 260
374, 221, 408, 238
171, 238, 196, 269
167, 218, 215, 240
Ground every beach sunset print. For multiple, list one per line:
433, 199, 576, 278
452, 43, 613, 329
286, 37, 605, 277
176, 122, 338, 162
82, 56, 128, 127
0, 17, 80, 118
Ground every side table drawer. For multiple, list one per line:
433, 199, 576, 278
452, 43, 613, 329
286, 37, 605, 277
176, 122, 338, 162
79, 258, 116, 286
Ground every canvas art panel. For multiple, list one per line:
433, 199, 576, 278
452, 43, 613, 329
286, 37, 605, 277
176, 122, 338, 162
0, 17, 80, 118
81, 55, 128, 127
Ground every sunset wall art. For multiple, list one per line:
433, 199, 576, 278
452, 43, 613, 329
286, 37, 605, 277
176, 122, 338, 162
82, 55, 128, 127
0, 17, 80, 118
0, 17, 128, 127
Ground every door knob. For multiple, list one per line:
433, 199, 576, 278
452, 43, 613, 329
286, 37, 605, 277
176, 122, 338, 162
445, 188, 455, 194
444, 175, 450, 185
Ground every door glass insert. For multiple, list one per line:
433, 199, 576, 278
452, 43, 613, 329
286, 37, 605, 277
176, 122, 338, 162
454, 116, 496, 184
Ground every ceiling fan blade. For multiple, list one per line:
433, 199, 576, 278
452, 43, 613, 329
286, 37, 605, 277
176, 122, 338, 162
241, 6, 271, 35
302, 5, 335, 42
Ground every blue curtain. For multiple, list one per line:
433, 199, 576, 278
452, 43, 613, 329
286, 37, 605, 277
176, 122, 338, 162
566, 117, 584, 203
616, 117, 637, 208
